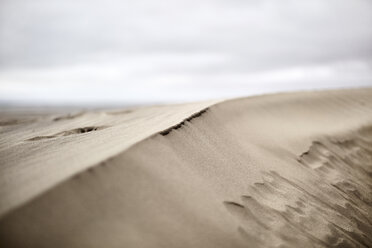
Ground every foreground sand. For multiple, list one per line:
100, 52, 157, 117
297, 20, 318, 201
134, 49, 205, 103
0, 89, 371, 247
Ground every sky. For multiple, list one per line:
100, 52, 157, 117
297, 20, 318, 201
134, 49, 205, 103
0, 0, 371, 105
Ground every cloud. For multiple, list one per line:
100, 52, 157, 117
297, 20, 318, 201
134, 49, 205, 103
0, 59, 371, 104
0, 0, 371, 104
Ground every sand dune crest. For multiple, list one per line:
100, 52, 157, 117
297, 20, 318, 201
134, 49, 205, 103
0, 89, 371, 247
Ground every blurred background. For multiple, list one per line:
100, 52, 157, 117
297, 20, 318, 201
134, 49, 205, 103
0, 0, 371, 106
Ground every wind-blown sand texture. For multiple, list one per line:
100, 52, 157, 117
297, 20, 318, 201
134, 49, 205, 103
0, 89, 371, 247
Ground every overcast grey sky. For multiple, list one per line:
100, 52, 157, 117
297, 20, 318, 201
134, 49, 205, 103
0, 0, 371, 105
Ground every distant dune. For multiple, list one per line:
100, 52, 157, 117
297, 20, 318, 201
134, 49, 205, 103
0, 89, 371, 247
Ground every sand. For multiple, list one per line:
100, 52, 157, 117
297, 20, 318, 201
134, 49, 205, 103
0, 89, 371, 247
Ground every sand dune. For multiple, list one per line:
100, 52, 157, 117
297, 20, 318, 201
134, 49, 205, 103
0, 89, 371, 247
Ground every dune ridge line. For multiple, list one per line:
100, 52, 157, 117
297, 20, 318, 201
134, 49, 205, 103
0, 88, 371, 247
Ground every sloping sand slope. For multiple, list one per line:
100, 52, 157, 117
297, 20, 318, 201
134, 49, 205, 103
0, 101, 218, 217
0, 89, 371, 247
